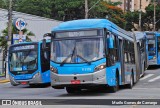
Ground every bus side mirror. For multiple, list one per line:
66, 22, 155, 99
42, 39, 46, 50
43, 33, 52, 38
108, 37, 114, 49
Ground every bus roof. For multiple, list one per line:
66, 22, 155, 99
52, 19, 113, 31
133, 31, 146, 41
52, 19, 133, 40
145, 31, 160, 36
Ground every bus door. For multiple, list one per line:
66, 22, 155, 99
148, 38, 156, 62
41, 43, 50, 73
137, 43, 142, 75
157, 36, 160, 64
118, 38, 125, 84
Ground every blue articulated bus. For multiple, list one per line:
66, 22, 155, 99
47, 19, 139, 93
134, 31, 148, 77
145, 32, 160, 66
8, 40, 50, 86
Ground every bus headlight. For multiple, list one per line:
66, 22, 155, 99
33, 72, 40, 79
94, 63, 106, 72
50, 66, 58, 74
153, 56, 156, 59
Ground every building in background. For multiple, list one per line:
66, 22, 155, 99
133, 0, 151, 12
106, 0, 151, 12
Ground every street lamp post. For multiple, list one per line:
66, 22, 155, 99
6, 0, 13, 79
8, 0, 13, 42
85, 0, 89, 19
153, 0, 156, 31
139, 0, 142, 31
85, 0, 101, 19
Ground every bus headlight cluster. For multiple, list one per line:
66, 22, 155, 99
153, 56, 156, 59
33, 72, 40, 79
50, 66, 58, 74
94, 63, 106, 72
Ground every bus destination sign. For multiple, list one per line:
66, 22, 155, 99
12, 45, 36, 51
55, 29, 103, 38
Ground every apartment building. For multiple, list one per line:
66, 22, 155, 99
106, 0, 151, 12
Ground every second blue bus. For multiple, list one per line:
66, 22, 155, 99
8, 40, 50, 86
146, 32, 160, 66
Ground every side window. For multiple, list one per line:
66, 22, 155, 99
107, 32, 117, 66
131, 43, 134, 53
125, 40, 135, 64
114, 35, 118, 61
125, 53, 128, 63
124, 40, 128, 63
128, 53, 131, 63
110, 33, 118, 63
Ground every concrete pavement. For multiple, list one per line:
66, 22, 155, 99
0, 67, 160, 107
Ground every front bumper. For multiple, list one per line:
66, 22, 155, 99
9, 73, 42, 85
51, 68, 106, 88
148, 59, 157, 65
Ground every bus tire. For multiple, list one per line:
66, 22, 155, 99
66, 87, 81, 94
128, 72, 134, 89
144, 62, 146, 71
110, 74, 119, 93
29, 84, 36, 87
141, 62, 145, 77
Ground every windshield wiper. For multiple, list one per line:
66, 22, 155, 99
60, 54, 72, 66
60, 46, 76, 66
76, 54, 91, 65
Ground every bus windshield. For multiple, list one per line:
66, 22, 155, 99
51, 38, 104, 63
9, 50, 38, 71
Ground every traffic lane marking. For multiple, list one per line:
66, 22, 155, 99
140, 74, 154, 80
148, 76, 160, 82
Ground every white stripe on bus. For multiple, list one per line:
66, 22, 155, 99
140, 74, 154, 80
148, 76, 160, 82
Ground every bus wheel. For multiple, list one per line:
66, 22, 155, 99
29, 84, 36, 87
110, 75, 119, 93
66, 87, 80, 94
128, 73, 134, 89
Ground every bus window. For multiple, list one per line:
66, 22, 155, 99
128, 53, 131, 63
125, 53, 128, 63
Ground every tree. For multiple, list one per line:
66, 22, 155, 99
124, 11, 142, 31
51, 0, 84, 21
144, 3, 160, 31
124, 2, 160, 31
0, 0, 8, 9
14, 0, 53, 18
0, 0, 131, 30
101, 1, 126, 28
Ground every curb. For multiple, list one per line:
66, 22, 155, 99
0, 79, 10, 83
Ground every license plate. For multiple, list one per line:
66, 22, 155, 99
21, 82, 28, 85
71, 80, 81, 84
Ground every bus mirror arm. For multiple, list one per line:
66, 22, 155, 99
42, 39, 46, 50
107, 37, 114, 49
43, 33, 52, 38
